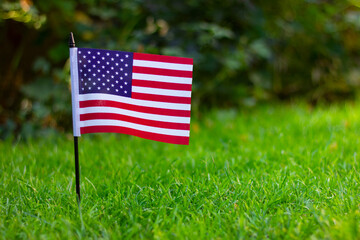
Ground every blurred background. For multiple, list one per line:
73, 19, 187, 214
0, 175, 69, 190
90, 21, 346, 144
1, 0, 360, 139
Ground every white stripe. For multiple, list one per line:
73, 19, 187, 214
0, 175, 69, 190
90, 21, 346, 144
79, 107, 191, 124
81, 120, 190, 137
78, 93, 191, 110
133, 59, 193, 71
132, 73, 192, 84
132, 86, 192, 97
70, 47, 81, 137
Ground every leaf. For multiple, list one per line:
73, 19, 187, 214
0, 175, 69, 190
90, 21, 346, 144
249, 39, 271, 59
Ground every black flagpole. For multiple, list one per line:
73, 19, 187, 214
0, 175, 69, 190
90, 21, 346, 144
69, 32, 81, 202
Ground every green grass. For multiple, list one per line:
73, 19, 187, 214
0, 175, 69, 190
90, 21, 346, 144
1, 102, 360, 239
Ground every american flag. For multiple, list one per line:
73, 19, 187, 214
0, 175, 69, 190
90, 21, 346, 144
69, 47, 193, 145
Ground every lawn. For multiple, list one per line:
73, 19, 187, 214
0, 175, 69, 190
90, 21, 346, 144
1, 102, 360, 239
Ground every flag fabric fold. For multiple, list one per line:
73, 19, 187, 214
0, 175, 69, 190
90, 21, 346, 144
70, 48, 193, 145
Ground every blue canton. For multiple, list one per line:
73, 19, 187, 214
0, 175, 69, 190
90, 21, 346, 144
77, 48, 133, 97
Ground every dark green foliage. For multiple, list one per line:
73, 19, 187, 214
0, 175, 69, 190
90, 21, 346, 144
1, 0, 360, 137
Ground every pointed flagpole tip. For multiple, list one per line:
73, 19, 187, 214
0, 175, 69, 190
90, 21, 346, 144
69, 32, 75, 48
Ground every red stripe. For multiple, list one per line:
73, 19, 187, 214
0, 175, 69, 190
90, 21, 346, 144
132, 66, 192, 78
80, 100, 190, 117
80, 126, 189, 145
133, 52, 193, 65
132, 79, 192, 91
132, 92, 191, 104
80, 113, 190, 130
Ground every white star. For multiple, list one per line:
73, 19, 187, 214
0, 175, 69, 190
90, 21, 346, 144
84, 74, 87, 76
115, 63, 119, 66
111, 58, 114, 61
102, 83, 105, 86
93, 65, 96, 68
88, 78, 91, 81
89, 87, 91, 90
102, 57, 105, 60
79, 51, 81, 54
98, 87, 101, 90
125, 54, 128, 58
88, 51, 91, 54
120, 68, 123, 71
115, 72, 118, 75
111, 67, 114, 70
98, 78, 100, 81
102, 74, 105, 77
93, 73, 96, 76
97, 70, 100, 73
84, 65, 87, 67
106, 53, 110, 56
80, 69, 83, 72
120, 85, 123, 89
97, 52, 100, 55
111, 76, 114, 79
107, 88, 110, 91
116, 89, 119, 92
125, 73, 128, 76
106, 71, 110, 74
85, 82, 87, 86
81, 78, 84, 81
124, 90, 127, 93
97, 61, 100, 64
116, 54, 119, 57
83, 56, 86, 58
92, 56, 95, 59
120, 77, 123, 80
111, 84, 114, 87
93, 82, 96, 85
88, 69, 91, 72
125, 82, 128, 85
106, 62, 109, 65
116, 81, 119, 83
120, 59, 124, 62
88, 60, 91, 63
79, 60, 82, 63
102, 66, 105, 69
82, 88, 84, 90
107, 79, 110, 82
125, 64, 128, 67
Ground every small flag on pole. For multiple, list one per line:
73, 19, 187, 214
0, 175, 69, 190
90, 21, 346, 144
70, 47, 193, 145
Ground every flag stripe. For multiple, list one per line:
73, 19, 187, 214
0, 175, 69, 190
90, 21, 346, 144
132, 86, 191, 97
133, 66, 193, 78
80, 119, 190, 136
133, 52, 193, 65
132, 92, 192, 104
79, 106, 191, 123
80, 100, 191, 117
133, 59, 193, 71
132, 73, 192, 84
81, 125, 190, 145
132, 79, 192, 91
80, 113, 190, 130
79, 94, 191, 110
